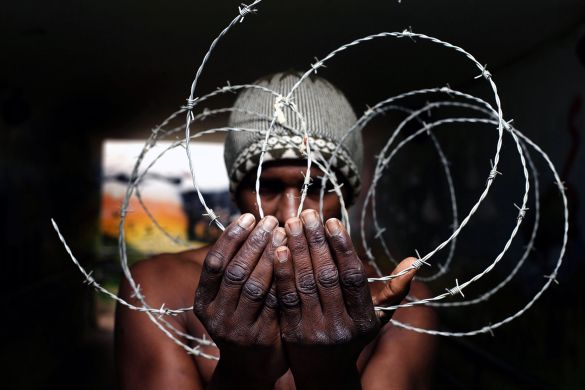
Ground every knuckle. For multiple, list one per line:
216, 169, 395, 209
226, 224, 246, 240
297, 271, 318, 294
354, 316, 380, 339
281, 331, 297, 344
253, 329, 275, 347
291, 238, 309, 255
317, 265, 339, 288
275, 264, 292, 282
307, 230, 327, 247
264, 289, 278, 309
242, 278, 267, 302
193, 299, 206, 319
213, 307, 227, 323
315, 331, 330, 345
280, 291, 300, 308
328, 233, 347, 248
206, 309, 227, 334
281, 325, 302, 343
330, 237, 355, 257
247, 229, 269, 252
204, 250, 225, 274
331, 325, 353, 345
340, 268, 367, 290
342, 248, 355, 258
224, 262, 249, 285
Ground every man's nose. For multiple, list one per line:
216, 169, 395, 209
275, 187, 301, 225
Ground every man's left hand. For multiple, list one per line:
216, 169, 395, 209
274, 209, 380, 389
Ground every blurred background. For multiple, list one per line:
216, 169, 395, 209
1, 0, 584, 388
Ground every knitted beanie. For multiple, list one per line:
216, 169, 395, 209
224, 71, 363, 199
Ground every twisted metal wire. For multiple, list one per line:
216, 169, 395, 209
51, 2, 568, 357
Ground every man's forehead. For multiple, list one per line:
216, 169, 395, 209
250, 160, 324, 179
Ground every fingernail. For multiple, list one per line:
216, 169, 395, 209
260, 216, 278, 232
272, 227, 286, 246
325, 218, 342, 236
238, 213, 255, 229
286, 218, 302, 235
300, 209, 319, 227
276, 247, 288, 263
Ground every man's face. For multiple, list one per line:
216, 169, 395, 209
235, 160, 348, 226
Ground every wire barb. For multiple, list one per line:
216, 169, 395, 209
544, 274, 559, 285
503, 118, 514, 130
364, 104, 384, 117
488, 159, 502, 181
422, 121, 431, 135
483, 323, 496, 337
446, 279, 465, 297
238, 2, 257, 22
217, 81, 236, 94
474, 63, 492, 79
183, 97, 198, 121
413, 249, 431, 269
514, 203, 529, 221
83, 270, 95, 286
440, 84, 454, 97
203, 209, 220, 226
274, 95, 297, 125
130, 284, 143, 299
398, 26, 416, 41
183, 97, 198, 111
311, 57, 327, 73
374, 227, 386, 239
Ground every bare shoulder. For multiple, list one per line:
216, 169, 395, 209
121, 246, 211, 308
115, 246, 214, 389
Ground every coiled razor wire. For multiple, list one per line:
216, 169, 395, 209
51, 1, 568, 358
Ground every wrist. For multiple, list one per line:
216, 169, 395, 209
291, 359, 361, 390
209, 358, 278, 390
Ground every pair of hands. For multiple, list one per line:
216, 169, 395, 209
194, 209, 414, 389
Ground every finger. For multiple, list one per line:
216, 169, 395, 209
374, 257, 418, 326
195, 213, 256, 307
285, 217, 322, 315
257, 282, 278, 325
325, 218, 374, 323
274, 246, 302, 331
214, 216, 279, 312
300, 209, 344, 317
238, 227, 287, 320
372, 257, 418, 307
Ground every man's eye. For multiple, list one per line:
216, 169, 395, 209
307, 181, 333, 195
259, 181, 281, 194
259, 186, 276, 194
307, 184, 326, 197
307, 184, 321, 194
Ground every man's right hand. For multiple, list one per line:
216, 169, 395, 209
194, 213, 287, 389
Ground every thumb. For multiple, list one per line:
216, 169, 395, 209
372, 257, 418, 307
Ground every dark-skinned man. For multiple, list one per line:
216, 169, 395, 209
115, 72, 437, 390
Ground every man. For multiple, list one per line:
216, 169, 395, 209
116, 72, 437, 389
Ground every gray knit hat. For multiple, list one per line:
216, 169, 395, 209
224, 71, 363, 200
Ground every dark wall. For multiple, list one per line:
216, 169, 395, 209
1, 1, 584, 389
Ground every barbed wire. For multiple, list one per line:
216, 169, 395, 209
51, 1, 567, 358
